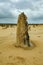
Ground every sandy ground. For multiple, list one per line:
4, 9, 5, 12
0, 25, 43, 65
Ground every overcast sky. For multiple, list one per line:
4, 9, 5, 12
0, 0, 43, 24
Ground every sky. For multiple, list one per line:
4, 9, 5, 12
0, 0, 43, 24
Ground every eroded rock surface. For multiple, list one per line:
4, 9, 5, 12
16, 12, 30, 47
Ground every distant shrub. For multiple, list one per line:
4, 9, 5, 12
33, 25, 35, 28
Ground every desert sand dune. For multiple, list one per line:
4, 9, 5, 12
0, 24, 43, 65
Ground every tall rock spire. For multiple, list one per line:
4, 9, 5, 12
16, 12, 30, 47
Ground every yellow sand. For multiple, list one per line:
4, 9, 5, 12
0, 25, 43, 65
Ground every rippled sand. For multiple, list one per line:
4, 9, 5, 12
0, 24, 43, 65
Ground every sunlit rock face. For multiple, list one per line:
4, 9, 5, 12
16, 12, 30, 47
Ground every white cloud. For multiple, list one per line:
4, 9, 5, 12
0, 0, 43, 23
10, 9, 19, 17
10, 0, 20, 3
0, 2, 5, 9
0, 2, 11, 9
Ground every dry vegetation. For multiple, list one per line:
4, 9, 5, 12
0, 24, 43, 65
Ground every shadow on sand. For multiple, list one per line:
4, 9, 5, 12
14, 41, 36, 50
